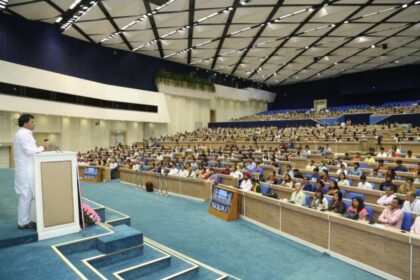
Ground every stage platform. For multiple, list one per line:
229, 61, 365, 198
0, 169, 233, 279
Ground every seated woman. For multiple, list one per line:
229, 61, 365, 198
326, 181, 340, 196
281, 174, 294, 188
310, 190, 328, 211
315, 180, 326, 194
337, 172, 350, 187
328, 192, 346, 214
319, 170, 330, 182
265, 170, 277, 184
345, 197, 368, 220
251, 178, 261, 193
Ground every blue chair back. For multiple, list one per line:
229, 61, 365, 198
216, 174, 222, 184
402, 212, 412, 231
339, 190, 346, 198
348, 192, 365, 202
326, 196, 332, 205
262, 184, 271, 195
305, 194, 310, 206
365, 206, 374, 222
330, 177, 337, 182
416, 189, 420, 197
370, 183, 376, 189
343, 200, 350, 211
347, 179, 353, 186
304, 174, 313, 180
359, 164, 369, 169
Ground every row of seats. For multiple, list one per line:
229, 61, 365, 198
260, 184, 413, 231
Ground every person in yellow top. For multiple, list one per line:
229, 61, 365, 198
398, 178, 416, 194
364, 152, 376, 164
251, 178, 261, 193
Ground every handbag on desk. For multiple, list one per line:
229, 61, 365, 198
343, 211, 358, 220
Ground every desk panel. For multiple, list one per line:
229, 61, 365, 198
329, 216, 410, 280
281, 204, 329, 249
244, 194, 280, 230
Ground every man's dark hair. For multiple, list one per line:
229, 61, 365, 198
18, 114, 34, 127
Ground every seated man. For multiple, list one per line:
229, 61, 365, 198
364, 153, 376, 164
398, 178, 416, 194
289, 183, 306, 206
402, 192, 420, 214
377, 186, 397, 206
305, 160, 316, 171
348, 162, 363, 177
293, 168, 304, 179
377, 197, 404, 229
245, 159, 257, 175
379, 175, 398, 192
302, 177, 314, 192
376, 146, 388, 157
239, 173, 252, 191
392, 160, 409, 172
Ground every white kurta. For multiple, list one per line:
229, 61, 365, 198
14, 127, 44, 197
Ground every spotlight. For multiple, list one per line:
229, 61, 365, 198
382, 43, 388, 50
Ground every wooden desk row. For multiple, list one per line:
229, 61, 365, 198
218, 184, 420, 280
263, 183, 386, 221
119, 168, 212, 201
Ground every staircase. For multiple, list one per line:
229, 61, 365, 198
53, 199, 233, 280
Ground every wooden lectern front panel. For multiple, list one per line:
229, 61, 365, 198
41, 161, 74, 227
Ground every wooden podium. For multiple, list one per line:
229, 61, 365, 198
208, 185, 239, 221
33, 151, 81, 240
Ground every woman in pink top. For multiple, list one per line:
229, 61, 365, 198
346, 197, 368, 220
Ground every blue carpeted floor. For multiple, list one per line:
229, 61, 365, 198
0, 169, 382, 279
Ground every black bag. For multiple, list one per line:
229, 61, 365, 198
343, 211, 358, 220
145, 181, 154, 192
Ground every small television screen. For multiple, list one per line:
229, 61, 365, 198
210, 187, 233, 214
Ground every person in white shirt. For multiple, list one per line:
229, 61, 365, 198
229, 166, 243, 180
336, 158, 348, 169
14, 114, 50, 229
357, 175, 373, 190
414, 171, 420, 184
377, 186, 397, 206
337, 172, 350, 187
239, 174, 252, 191
168, 164, 180, 176
289, 183, 306, 206
336, 164, 348, 175
376, 147, 388, 157
178, 167, 189, 177
305, 160, 316, 171
311, 190, 328, 211
402, 192, 420, 214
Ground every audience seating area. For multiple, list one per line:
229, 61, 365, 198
77, 118, 419, 279
234, 99, 420, 122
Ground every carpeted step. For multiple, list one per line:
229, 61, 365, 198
96, 225, 142, 254
114, 255, 172, 279
125, 255, 198, 280
0, 220, 38, 249
87, 245, 144, 269
87, 244, 167, 279
104, 208, 131, 226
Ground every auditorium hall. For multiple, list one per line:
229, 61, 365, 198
0, 0, 420, 279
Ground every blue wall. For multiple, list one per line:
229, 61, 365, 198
270, 66, 420, 109
208, 119, 319, 128
0, 13, 265, 92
